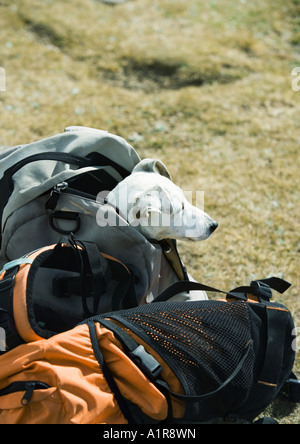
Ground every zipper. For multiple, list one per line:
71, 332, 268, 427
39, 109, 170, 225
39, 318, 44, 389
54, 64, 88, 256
0, 381, 50, 406
46, 183, 108, 210
64, 187, 101, 202
46, 182, 69, 210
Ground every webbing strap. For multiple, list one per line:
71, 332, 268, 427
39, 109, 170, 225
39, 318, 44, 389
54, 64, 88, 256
257, 307, 290, 387
87, 320, 136, 424
153, 277, 291, 303
79, 241, 110, 314
0, 258, 33, 275
153, 280, 248, 302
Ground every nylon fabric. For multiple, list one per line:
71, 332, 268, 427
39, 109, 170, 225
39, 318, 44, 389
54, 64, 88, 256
0, 322, 183, 424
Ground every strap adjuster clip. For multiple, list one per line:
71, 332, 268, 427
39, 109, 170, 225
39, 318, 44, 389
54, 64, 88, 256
130, 345, 162, 380
250, 280, 272, 301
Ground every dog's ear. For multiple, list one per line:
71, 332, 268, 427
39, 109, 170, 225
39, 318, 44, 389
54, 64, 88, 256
128, 193, 162, 226
132, 158, 172, 180
136, 206, 161, 220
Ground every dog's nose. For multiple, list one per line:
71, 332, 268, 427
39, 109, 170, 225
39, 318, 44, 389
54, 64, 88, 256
209, 220, 218, 233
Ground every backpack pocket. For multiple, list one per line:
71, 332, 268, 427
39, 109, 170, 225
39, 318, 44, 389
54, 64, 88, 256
1, 192, 163, 304
0, 380, 67, 424
0, 381, 51, 406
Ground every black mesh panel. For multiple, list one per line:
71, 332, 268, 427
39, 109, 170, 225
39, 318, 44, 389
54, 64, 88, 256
102, 300, 254, 422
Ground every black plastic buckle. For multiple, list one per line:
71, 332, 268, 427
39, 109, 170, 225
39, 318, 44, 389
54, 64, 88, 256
250, 280, 273, 301
130, 345, 162, 380
281, 374, 300, 403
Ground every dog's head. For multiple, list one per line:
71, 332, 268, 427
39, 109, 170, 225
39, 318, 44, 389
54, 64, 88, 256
107, 158, 218, 241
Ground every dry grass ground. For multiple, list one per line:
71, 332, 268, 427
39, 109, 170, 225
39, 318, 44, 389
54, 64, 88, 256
0, 0, 299, 423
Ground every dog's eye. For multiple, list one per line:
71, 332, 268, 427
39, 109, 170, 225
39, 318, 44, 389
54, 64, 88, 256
182, 202, 185, 210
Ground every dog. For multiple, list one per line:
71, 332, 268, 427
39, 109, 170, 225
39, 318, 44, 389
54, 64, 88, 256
106, 158, 218, 242
106, 159, 218, 303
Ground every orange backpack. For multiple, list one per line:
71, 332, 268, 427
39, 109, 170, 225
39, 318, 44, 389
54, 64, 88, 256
0, 316, 183, 424
0, 279, 298, 424
0, 237, 137, 350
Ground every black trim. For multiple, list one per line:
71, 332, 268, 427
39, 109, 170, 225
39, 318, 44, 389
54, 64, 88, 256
86, 152, 131, 180
87, 320, 136, 423
25, 249, 57, 339
0, 266, 23, 351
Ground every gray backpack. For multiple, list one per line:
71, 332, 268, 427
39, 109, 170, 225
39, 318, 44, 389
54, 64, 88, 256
0, 126, 187, 304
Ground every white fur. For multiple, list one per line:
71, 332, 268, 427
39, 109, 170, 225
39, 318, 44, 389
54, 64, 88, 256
107, 159, 218, 303
107, 158, 218, 242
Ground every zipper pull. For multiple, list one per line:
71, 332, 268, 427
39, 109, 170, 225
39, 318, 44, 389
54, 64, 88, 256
46, 182, 68, 210
21, 382, 36, 406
